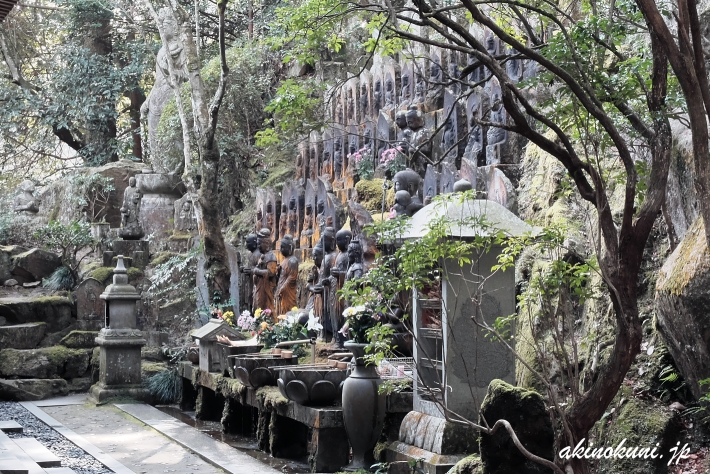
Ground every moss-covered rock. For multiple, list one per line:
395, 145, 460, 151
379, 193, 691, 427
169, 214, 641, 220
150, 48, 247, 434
448, 454, 484, 474
59, 330, 98, 349
0, 346, 91, 379
150, 251, 177, 266
88, 266, 114, 284
0, 378, 69, 401
0, 295, 75, 333
655, 216, 710, 398
479, 379, 554, 474
355, 179, 395, 213
594, 392, 681, 474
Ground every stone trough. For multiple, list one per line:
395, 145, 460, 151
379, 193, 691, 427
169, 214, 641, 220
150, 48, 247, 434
217, 343, 263, 376
277, 365, 347, 406
229, 352, 296, 387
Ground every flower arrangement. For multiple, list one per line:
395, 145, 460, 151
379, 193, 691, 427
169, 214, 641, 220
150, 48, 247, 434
341, 304, 383, 343
257, 307, 309, 355
349, 146, 374, 180
221, 310, 236, 328
380, 146, 407, 175
236, 310, 256, 331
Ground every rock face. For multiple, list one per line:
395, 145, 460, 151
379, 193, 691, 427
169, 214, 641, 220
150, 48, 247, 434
37, 159, 145, 228
478, 379, 554, 474
0, 378, 69, 401
0, 296, 75, 333
0, 347, 92, 379
595, 395, 681, 474
0, 322, 47, 349
10, 248, 62, 282
59, 330, 99, 349
656, 216, 710, 398
0, 245, 27, 285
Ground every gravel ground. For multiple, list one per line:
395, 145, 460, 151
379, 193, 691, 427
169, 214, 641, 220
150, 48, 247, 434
0, 401, 113, 474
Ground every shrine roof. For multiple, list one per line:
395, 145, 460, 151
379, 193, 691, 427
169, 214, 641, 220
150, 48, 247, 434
0, 0, 18, 22
191, 318, 242, 341
402, 196, 539, 240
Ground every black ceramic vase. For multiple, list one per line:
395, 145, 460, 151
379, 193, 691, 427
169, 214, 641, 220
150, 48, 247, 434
341, 341, 386, 471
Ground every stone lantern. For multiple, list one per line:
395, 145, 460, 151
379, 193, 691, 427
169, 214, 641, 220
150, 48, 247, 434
387, 182, 538, 473
89, 255, 149, 404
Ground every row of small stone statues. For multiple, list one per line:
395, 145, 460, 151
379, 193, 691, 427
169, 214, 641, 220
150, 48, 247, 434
255, 169, 429, 255
240, 226, 364, 339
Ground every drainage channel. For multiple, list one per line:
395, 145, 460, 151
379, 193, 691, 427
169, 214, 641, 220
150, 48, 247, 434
155, 405, 310, 473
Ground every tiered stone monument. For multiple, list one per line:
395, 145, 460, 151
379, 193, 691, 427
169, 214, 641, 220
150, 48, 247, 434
90, 256, 149, 404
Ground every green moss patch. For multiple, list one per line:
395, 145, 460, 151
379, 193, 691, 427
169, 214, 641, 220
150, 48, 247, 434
88, 267, 114, 284
150, 251, 177, 266
255, 385, 289, 409
59, 330, 99, 349
355, 179, 395, 212
448, 454, 483, 474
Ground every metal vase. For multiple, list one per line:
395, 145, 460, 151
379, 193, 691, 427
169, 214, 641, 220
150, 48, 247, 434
341, 341, 386, 471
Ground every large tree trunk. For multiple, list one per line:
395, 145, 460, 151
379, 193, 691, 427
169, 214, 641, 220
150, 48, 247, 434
81, 3, 118, 163
144, 0, 232, 306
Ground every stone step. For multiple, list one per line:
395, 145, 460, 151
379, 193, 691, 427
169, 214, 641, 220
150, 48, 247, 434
0, 421, 22, 433
0, 323, 47, 350
0, 436, 30, 474
12, 438, 61, 468
43, 468, 77, 474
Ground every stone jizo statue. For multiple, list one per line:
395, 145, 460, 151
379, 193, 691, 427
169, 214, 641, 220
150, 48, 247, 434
275, 234, 299, 316
251, 228, 278, 314
119, 177, 144, 240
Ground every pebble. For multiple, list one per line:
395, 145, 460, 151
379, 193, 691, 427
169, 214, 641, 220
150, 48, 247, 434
0, 402, 113, 474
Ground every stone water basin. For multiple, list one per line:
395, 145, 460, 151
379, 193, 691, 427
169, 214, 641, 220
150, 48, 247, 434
230, 353, 297, 387
277, 365, 348, 406
218, 343, 264, 376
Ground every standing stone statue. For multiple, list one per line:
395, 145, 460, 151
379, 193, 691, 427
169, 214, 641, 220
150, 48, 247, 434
331, 229, 352, 341
373, 78, 383, 116
279, 203, 288, 244
345, 238, 365, 283
174, 194, 197, 233
275, 234, 299, 316
300, 202, 315, 248
119, 177, 144, 240
13, 180, 40, 214
239, 233, 259, 312
287, 197, 298, 237
384, 77, 395, 109
140, 7, 189, 173
316, 227, 338, 341
393, 169, 425, 216
306, 239, 325, 321
251, 228, 278, 314
395, 111, 412, 155
405, 107, 432, 178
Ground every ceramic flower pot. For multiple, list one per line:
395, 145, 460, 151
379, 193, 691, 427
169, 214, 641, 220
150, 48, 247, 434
341, 341, 386, 471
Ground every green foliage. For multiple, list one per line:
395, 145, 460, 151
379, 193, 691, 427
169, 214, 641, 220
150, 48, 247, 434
66, 173, 115, 222
149, 246, 200, 306
257, 78, 325, 146
34, 221, 95, 284
268, 0, 349, 65
144, 368, 182, 404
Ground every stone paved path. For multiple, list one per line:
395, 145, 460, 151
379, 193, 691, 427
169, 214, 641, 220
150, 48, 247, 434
43, 401, 227, 474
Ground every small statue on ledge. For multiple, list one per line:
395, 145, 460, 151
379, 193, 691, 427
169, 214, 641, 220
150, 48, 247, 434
118, 177, 144, 240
